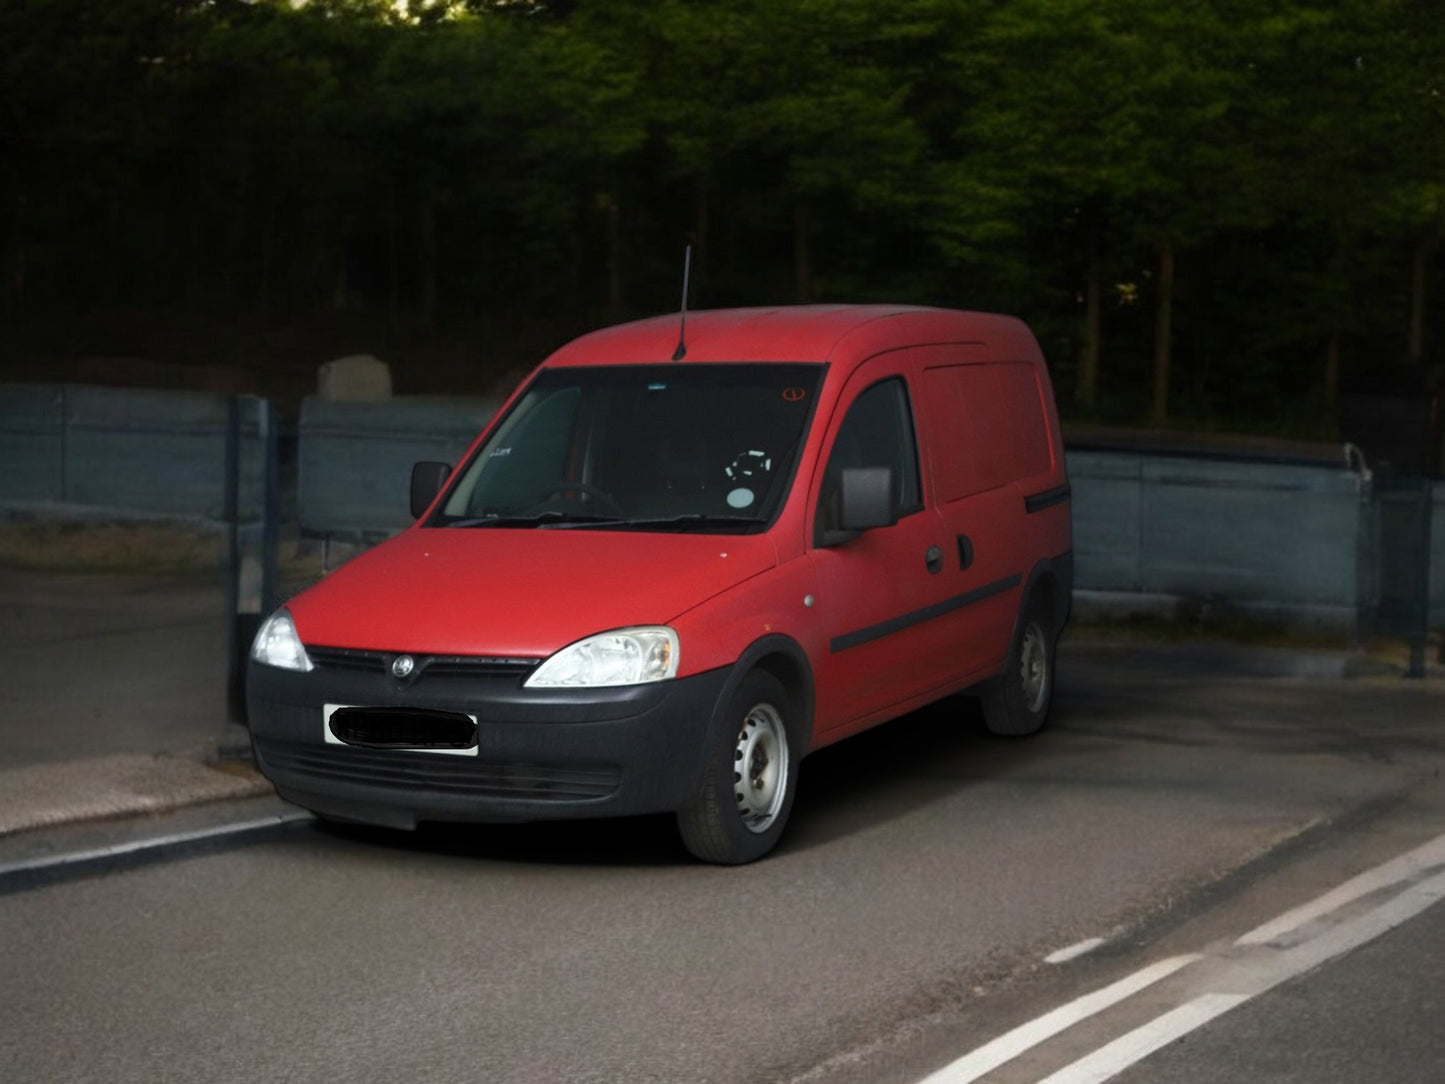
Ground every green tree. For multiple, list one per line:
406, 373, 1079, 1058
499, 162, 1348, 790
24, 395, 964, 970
568, 0, 939, 306
375, 7, 640, 327
0, 0, 200, 314
1242, 0, 1443, 417
946, 0, 1288, 423
1364, 0, 1445, 368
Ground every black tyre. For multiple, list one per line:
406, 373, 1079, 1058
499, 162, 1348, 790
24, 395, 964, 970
980, 598, 1056, 737
677, 670, 799, 864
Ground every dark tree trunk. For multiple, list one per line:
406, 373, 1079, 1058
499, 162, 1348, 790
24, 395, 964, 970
388, 188, 401, 333
692, 181, 709, 302
1408, 237, 1435, 366
1150, 243, 1175, 427
418, 186, 437, 332
1079, 262, 1102, 409
605, 182, 621, 311
793, 203, 812, 303
1324, 332, 1340, 415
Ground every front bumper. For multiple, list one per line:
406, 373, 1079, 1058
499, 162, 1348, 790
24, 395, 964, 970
245, 653, 728, 829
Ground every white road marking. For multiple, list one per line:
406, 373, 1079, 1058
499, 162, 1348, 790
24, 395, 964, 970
916, 830, 1445, 1084
1046, 937, 1107, 965
1038, 994, 1248, 1084
1236, 831, 1445, 946
1254, 867, 1445, 992
915, 956, 1201, 1084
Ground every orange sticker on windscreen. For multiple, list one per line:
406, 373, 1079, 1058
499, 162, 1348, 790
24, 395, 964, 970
782, 387, 808, 402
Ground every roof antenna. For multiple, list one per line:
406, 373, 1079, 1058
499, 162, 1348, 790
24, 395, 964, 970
672, 244, 692, 361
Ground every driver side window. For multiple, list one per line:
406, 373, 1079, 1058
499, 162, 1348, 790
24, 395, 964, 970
815, 377, 922, 544
446, 386, 581, 516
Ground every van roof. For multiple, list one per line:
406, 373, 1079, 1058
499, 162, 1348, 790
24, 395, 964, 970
542, 305, 1038, 368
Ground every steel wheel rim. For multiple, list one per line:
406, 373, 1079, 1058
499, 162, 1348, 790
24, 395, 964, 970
1019, 622, 1050, 714
733, 703, 788, 834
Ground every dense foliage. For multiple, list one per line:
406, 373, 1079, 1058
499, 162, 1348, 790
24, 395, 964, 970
2, 0, 1441, 430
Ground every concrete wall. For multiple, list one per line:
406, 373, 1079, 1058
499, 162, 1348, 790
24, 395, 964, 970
0, 384, 270, 520
1066, 450, 1367, 624
3, 383, 1439, 627
296, 396, 499, 537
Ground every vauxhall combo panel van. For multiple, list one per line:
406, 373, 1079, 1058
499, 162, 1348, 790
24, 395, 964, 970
247, 305, 1072, 863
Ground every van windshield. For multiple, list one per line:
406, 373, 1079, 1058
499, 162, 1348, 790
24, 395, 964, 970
434, 363, 825, 532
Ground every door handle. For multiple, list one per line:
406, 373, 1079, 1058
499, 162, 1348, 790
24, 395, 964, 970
957, 534, 974, 570
925, 545, 944, 574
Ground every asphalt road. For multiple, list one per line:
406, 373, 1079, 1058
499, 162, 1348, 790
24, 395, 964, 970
1114, 894, 1445, 1084
1, 646, 1443, 1084
0, 570, 230, 768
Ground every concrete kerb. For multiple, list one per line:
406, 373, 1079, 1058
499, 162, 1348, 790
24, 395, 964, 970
1071, 589, 1445, 681
0, 749, 272, 838
1062, 638, 1443, 681
0, 556, 278, 845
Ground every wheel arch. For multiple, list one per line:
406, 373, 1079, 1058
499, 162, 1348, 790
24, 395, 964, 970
717, 634, 816, 756
1014, 552, 1074, 643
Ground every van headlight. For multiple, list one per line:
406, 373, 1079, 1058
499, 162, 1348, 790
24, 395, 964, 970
250, 609, 314, 672
525, 627, 678, 688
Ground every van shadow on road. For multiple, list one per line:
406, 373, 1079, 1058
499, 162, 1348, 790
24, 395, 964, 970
311, 691, 1050, 868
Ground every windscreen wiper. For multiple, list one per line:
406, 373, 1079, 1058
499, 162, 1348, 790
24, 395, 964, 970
444, 512, 766, 531
610, 514, 768, 531
445, 511, 622, 528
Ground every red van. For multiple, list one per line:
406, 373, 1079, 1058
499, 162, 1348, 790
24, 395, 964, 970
247, 305, 1072, 863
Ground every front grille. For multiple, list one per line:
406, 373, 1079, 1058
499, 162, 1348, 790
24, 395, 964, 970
255, 738, 621, 802
306, 646, 384, 673
307, 646, 541, 681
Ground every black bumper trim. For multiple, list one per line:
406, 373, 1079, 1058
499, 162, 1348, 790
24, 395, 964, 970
255, 738, 620, 801
245, 661, 729, 826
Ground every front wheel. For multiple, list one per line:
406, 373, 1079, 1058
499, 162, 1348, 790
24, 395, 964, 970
677, 671, 799, 864
980, 599, 1056, 737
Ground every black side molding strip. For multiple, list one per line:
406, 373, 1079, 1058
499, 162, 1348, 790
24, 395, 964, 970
1024, 483, 1072, 514
830, 574, 1023, 654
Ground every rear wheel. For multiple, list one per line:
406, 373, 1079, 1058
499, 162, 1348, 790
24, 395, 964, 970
677, 671, 798, 864
980, 597, 1056, 737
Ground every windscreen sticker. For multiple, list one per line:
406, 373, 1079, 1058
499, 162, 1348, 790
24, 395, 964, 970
727, 488, 756, 509
725, 450, 772, 481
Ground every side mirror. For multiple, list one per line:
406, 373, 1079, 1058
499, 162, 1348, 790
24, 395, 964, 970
410, 461, 451, 519
838, 466, 897, 533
